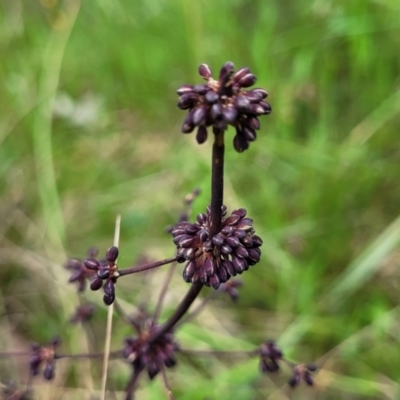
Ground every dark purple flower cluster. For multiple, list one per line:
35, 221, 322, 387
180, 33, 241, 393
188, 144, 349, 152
123, 325, 178, 380
28, 337, 60, 380
84, 246, 119, 305
64, 247, 99, 292
259, 340, 283, 373
171, 206, 262, 289
288, 363, 317, 387
177, 62, 271, 152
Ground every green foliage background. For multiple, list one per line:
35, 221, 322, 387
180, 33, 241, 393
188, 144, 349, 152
1, 0, 400, 398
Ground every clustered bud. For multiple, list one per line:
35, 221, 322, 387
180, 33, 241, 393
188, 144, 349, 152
28, 337, 61, 381
64, 247, 99, 292
70, 303, 96, 324
123, 325, 178, 380
84, 246, 119, 305
288, 363, 317, 387
171, 206, 262, 289
259, 340, 283, 373
177, 62, 271, 152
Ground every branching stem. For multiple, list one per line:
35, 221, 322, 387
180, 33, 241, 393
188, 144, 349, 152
118, 256, 179, 277
150, 132, 225, 342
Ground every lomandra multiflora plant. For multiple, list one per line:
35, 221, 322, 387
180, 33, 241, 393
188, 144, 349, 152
1, 63, 317, 399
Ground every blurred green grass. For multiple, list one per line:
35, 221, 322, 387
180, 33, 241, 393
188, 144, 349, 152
1, 0, 400, 398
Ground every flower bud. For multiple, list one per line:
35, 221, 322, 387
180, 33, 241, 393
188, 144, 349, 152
90, 276, 103, 291
198, 63, 212, 79
106, 246, 119, 263
84, 258, 100, 270
196, 125, 208, 144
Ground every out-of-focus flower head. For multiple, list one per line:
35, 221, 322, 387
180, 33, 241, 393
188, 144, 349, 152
28, 336, 61, 381
288, 363, 317, 387
259, 340, 283, 373
123, 324, 178, 380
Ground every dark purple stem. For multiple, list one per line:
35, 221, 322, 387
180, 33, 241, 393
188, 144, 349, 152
209, 130, 225, 235
150, 132, 225, 342
175, 289, 220, 328
55, 350, 123, 359
178, 348, 258, 357
124, 366, 143, 400
118, 256, 178, 277
0, 351, 31, 357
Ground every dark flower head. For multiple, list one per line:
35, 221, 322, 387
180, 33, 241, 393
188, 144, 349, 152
177, 62, 271, 152
123, 324, 178, 380
259, 340, 283, 374
28, 336, 61, 381
171, 206, 262, 289
84, 246, 119, 305
288, 363, 317, 387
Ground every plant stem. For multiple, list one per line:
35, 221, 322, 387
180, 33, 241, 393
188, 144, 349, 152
124, 366, 143, 400
178, 348, 258, 357
161, 367, 176, 400
150, 131, 225, 342
0, 350, 123, 359
152, 262, 177, 323
210, 130, 225, 236
175, 289, 220, 328
118, 256, 179, 276
100, 214, 121, 400
56, 350, 122, 359
149, 282, 203, 343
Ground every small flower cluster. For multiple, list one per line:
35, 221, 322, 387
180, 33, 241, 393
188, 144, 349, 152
288, 363, 317, 387
259, 340, 283, 373
28, 337, 60, 380
64, 247, 98, 292
177, 62, 271, 152
70, 303, 96, 324
258, 340, 318, 388
123, 324, 178, 380
84, 246, 119, 305
171, 206, 262, 289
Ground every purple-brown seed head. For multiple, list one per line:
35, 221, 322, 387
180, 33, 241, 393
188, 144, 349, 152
170, 206, 262, 289
177, 62, 271, 152
84, 246, 119, 305
123, 324, 178, 380
259, 340, 283, 374
28, 337, 61, 381
288, 363, 317, 387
